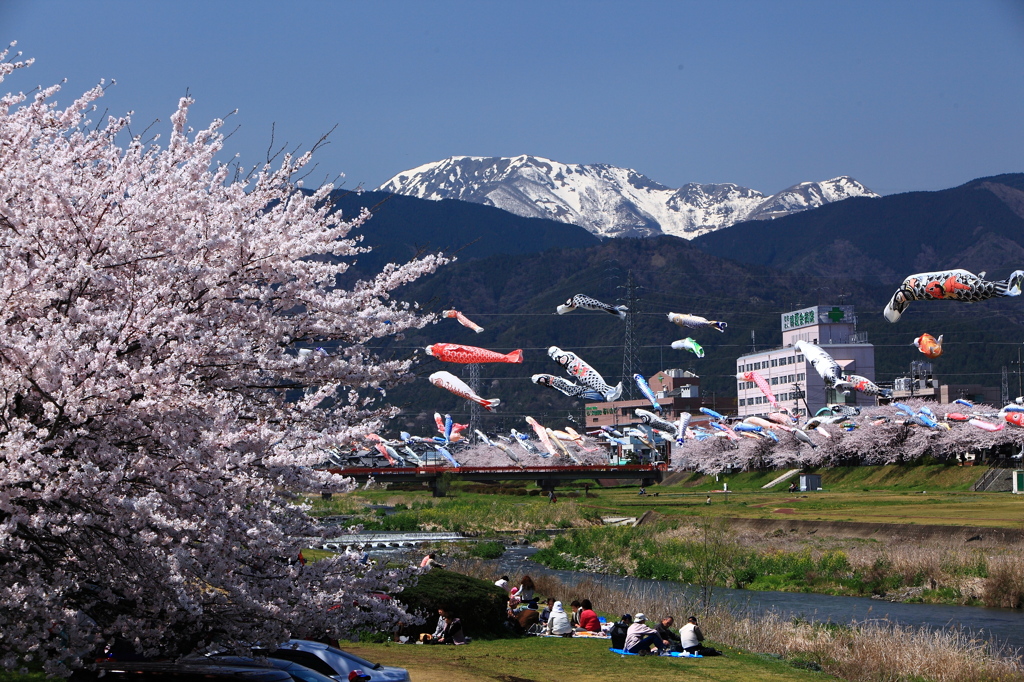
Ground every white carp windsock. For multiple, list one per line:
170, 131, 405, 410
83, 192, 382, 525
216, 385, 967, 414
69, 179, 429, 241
667, 312, 727, 332
531, 374, 605, 402
546, 428, 581, 463
635, 408, 678, 435
525, 416, 558, 456
675, 412, 691, 445
475, 430, 522, 467
843, 374, 892, 398
442, 309, 484, 333
547, 346, 623, 401
428, 370, 500, 411
794, 341, 853, 393
556, 293, 628, 320
793, 429, 817, 448
671, 337, 705, 357
883, 269, 1024, 323
738, 370, 779, 410
564, 426, 590, 449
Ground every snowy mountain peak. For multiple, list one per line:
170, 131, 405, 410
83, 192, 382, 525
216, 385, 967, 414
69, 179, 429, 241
377, 156, 878, 239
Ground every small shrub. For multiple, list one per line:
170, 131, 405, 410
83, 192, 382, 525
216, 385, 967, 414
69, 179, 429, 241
362, 512, 419, 532
397, 569, 510, 639
470, 541, 506, 560
532, 548, 580, 570
634, 555, 679, 581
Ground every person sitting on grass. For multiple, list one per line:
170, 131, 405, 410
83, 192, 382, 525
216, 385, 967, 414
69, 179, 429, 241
516, 575, 536, 603
435, 606, 466, 645
575, 599, 601, 633
680, 615, 719, 655
418, 609, 447, 643
609, 614, 632, 650
655, 616, 683, 652
624, 613, 668, 655
545, 601, 573, 637
508, 603, 540, 635
568, 600, 582, 627
539, 597, 555, 625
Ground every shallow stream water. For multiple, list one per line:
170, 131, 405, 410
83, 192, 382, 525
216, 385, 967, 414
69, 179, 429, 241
491, 546, 1024, 652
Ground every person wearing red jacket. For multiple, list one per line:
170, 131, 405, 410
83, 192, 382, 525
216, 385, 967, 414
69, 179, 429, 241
575, 599, 601, 633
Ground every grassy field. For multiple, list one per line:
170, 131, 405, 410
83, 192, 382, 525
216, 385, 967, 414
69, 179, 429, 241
327, 464, 1024, 531
341, 638, 833, 682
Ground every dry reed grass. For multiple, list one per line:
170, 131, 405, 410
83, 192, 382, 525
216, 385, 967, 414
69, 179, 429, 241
984, 557, 1024, 608
447, 558, 1024, 682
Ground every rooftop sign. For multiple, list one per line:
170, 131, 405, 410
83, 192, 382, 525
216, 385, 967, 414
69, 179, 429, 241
781, 305, 855, 331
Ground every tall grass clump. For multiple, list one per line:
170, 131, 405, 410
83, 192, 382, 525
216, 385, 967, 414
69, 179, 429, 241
983, 556, 1024, 608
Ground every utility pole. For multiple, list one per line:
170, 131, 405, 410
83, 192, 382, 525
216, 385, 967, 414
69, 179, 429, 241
793, 383, 809, 417
1002, 366, 1010, 406
466, 363, 481, 437
619, 271, 640, 401
1014, 346, 1024, 400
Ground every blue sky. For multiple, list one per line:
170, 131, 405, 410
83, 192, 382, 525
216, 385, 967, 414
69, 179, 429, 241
3, 0, 1023, 195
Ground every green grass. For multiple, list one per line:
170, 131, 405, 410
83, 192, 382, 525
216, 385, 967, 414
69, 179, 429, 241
657, 464, 987, 493
309, 488, 601, 532
308, 464, 1023, 532
341, 637, 836, 682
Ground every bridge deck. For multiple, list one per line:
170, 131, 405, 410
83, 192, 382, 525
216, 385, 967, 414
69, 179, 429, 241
328, 463, 666, 483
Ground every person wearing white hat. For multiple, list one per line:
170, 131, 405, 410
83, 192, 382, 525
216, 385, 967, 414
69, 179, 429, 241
624, 612, 669, 655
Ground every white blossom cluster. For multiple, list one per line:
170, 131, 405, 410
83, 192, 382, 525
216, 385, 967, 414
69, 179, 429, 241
672, 400, 1024, 475
0, 47, 443, 673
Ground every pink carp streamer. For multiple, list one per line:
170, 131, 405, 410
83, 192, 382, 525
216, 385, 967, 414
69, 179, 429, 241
443, 309, 484, 333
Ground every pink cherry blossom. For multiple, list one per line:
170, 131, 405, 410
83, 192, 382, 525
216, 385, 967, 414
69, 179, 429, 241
671, 399, 1024, 475
0, 45, 441, 674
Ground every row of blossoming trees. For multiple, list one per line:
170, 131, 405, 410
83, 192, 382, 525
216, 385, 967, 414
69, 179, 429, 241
672, 400, 1024, 475
0, 47, 445, 673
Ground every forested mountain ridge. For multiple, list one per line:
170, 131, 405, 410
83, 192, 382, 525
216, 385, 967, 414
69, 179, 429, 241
692, 173, 1024, 286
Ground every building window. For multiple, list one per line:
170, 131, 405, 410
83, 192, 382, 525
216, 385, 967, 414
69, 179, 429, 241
798, 373, 805, 381
770, 377, 778, 385
796, 355, 804, 363
771, 359, 778, 367
739, 399, 746, 406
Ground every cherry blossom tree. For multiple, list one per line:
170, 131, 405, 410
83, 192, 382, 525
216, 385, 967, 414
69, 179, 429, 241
0, 47, 444, 673
672, 400, 1024, 475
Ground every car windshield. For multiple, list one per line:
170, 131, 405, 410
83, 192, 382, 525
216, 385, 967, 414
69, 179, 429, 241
321, 648, 380, 671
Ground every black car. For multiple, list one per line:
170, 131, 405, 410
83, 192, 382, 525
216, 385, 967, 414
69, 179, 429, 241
72, 661, 294, 682
186, 655, 341, 682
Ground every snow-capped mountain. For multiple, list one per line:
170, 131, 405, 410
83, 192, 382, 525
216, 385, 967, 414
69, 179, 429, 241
377, 155, 878, 239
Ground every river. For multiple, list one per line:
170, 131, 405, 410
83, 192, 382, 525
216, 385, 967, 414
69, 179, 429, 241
491, 546, 1024, 652
351, 533, 1024, 652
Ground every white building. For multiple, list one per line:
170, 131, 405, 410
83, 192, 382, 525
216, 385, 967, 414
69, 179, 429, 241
735, 305, 876, 417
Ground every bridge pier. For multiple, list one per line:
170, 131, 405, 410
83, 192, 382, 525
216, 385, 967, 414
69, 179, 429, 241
429, 477, 445, 498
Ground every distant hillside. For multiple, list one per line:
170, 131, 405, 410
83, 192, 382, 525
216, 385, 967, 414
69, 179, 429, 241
692, 173, 1024, 286
327, 189, 600, 279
